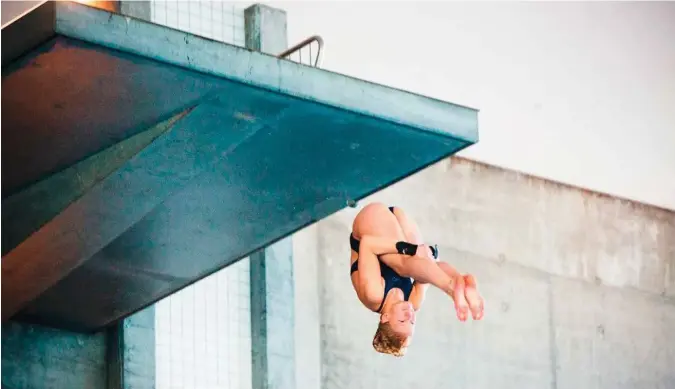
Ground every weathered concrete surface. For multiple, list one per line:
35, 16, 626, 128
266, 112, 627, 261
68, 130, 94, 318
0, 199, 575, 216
292, 224, 322, 389
1, 307, 155, 389
122, 307, 155, 389
552, 277, 675, 389
294, 156, 675, 389
1, 322, 107, 389
251, 239, 297, 389
119, 1, 149, 20
245, 3, 288, 54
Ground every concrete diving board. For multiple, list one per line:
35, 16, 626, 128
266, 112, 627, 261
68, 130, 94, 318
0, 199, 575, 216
1, 1, 479, 332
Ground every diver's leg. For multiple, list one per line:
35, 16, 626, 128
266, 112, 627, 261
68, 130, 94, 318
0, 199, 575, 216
358, 235, 419, 258
390, 206, 423, 245
390, 206, 442, 258
389, 207, 467, 319
352, 202, 420, 256
392, 206, 483, 321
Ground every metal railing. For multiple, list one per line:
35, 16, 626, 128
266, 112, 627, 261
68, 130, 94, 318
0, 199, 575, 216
277, 35, 324, 67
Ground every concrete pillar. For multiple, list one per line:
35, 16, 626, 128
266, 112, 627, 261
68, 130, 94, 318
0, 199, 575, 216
107, 307, 155, 389
244, 7, 294, 389
250, 239, 296, 389
292, 225, 322, 389
1, 322, 107, 389
107, 4, 155, 389
244, 4, 288, 55
107, 325, 124, 389
119, 1, 151, 21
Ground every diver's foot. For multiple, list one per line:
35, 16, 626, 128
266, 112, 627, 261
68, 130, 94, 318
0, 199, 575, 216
463, 274, 484, 320
452, 275, 469, 322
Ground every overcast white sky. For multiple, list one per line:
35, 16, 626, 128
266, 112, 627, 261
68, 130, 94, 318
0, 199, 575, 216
278, 1, 675, 211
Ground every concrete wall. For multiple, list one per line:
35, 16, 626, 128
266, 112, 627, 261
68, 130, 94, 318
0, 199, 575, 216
293, 157, 675, 389
1, 307, 155, 389
293, 225, 322, 389
1, 322, 107, 389
120, 308, 156, 389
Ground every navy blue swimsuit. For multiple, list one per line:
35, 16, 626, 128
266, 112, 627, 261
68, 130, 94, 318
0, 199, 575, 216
349, 206, 414, 313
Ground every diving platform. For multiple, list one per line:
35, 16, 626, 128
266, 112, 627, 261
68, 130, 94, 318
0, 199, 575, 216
1, 1, 478, 332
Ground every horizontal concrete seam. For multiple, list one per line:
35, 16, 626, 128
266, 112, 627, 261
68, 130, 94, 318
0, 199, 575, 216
443, 244, 675, 305
451, 156, 675, 214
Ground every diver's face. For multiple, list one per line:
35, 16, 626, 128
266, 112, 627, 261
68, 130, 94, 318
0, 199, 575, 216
382, 301, 416, 338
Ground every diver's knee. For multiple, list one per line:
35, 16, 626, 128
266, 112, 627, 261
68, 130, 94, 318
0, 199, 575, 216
361, 201, 389, 213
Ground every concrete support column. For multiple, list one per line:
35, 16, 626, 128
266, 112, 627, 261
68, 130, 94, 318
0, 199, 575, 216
244, 7, 294, 389
119, 1, 151, 21
244, 4, 288, 55
108, 5, 155, 379
106, 5, 154, 389
107, 307, 155, 389
292, 225, 322, 389
249, 239, 296, 389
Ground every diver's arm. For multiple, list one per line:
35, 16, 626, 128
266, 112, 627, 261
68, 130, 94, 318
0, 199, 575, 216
358, 235, 413, 256
408, 281, 429, 310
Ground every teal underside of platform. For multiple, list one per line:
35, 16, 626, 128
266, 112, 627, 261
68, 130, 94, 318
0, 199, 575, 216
1, 1, 478, 332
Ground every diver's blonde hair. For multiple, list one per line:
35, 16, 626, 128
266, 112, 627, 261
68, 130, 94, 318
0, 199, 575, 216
372, 322, 408, 357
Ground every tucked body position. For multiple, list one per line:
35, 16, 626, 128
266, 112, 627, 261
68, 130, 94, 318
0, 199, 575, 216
349, 202, 484, 357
